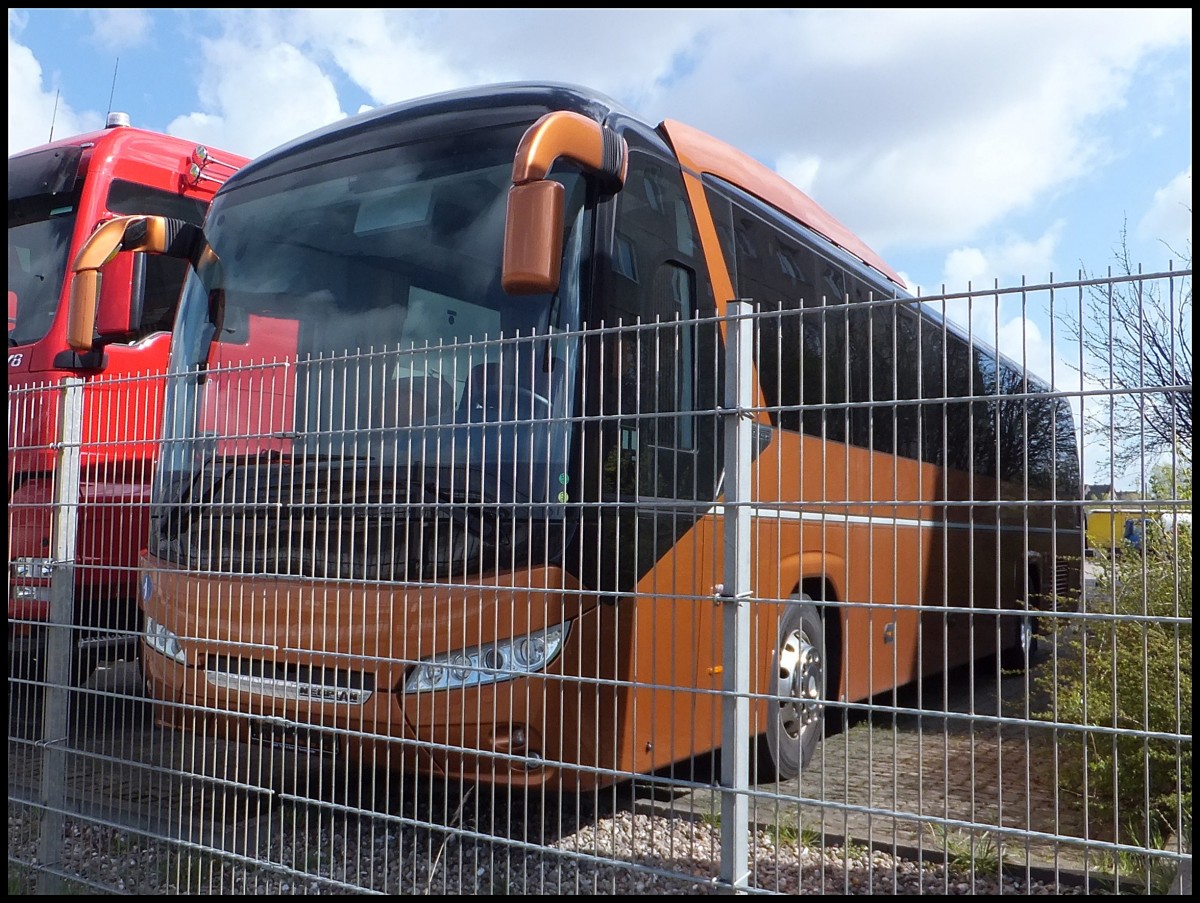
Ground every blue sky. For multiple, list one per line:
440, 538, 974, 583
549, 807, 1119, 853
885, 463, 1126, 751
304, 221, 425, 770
8, 9, 1192, 486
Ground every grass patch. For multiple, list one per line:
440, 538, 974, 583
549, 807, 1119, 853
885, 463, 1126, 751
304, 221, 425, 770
926, 824, 1004, 875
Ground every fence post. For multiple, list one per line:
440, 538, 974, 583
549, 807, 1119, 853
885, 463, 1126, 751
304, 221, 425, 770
36, 376, 84, 894
719, 301, 753, 893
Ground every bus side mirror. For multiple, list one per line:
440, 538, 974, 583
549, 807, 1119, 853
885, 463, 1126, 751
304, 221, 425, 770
500, 110, 628, 296
92, 250, 141, 339
69, 216, 142, 352
502, 180, 565, 295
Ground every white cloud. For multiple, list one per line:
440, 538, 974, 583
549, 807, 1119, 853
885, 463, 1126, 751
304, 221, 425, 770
331, 8, 718, 106
934, 224, 1066, 291
166, 36, 348, 158
1137, 166, 1192, 261
8, 12, 100, 154
996, 315, 1052, 383
592, 9, 1187, 252
284, 9, 503, 105
940, 248, 993, 294
86, 9, 152, 52
775, 154, 822, 198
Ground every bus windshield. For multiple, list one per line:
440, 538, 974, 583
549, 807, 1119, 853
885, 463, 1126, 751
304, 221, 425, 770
156, 119, 589, 578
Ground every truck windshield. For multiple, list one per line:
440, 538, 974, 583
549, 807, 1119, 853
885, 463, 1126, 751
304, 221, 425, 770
9, 144, 84, 346
155, 119, 590, 578
8, 195, 77, 346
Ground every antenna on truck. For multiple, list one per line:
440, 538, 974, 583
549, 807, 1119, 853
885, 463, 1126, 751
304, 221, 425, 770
48, 89, 59, 142
106, 57, 120, 119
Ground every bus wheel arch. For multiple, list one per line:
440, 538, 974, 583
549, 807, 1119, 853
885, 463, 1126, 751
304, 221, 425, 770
803, 577, 842, 705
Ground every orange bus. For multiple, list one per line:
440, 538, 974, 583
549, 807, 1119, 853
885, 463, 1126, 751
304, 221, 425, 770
67, 82, 1083, 789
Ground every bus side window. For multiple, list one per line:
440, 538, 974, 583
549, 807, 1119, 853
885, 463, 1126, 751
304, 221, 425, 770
845, 272, 914, 457
706, 185, 849, 443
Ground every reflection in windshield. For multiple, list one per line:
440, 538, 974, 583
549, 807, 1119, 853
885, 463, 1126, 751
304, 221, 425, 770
8, 210, 74, 347
156, 120, 590, 578
151, 455, 527, 580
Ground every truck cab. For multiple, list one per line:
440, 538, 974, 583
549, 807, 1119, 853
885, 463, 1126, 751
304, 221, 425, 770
8, 114, 249, 685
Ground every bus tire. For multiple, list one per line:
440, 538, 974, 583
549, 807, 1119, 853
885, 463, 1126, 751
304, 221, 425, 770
999, 608, 1039, 672
760, 594, 825, 783
7, 637, 95, 689
1000, 569, 1041, 672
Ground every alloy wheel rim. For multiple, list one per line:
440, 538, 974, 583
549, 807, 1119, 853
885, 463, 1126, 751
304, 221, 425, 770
775, 626, 822, 742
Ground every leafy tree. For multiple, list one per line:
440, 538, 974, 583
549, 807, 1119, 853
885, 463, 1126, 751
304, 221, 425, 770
1048, 222, 1191, 863
1149, 455, 1193, 503
1039, 525, 1191, 852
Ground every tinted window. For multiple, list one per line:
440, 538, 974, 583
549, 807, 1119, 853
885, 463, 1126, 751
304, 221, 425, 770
601, 148, 720, 502
701, 176, 1078, 492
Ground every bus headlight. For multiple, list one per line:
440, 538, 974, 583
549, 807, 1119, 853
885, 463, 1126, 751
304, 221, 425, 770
144, 616, 187, 665
405, 621, 570, 693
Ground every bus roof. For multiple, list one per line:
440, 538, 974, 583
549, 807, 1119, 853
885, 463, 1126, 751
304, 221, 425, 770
661, 118, 905, 290
215, 82, 904, 289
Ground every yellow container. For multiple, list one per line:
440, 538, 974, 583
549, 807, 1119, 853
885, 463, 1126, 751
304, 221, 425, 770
1084, 507, 1146, 555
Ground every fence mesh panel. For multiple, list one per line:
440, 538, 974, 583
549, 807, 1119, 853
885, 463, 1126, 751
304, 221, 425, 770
8, 270, 1192, 894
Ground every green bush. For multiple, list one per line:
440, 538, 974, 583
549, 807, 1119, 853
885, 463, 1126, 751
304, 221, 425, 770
1038, 525, 1191, 850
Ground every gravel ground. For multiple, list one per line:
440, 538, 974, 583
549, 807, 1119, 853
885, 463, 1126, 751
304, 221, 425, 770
7, 663, 1158, 896
9, 787, 1097, 895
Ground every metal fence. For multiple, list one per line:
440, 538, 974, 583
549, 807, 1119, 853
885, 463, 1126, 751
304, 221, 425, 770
8, 269, 1192, 894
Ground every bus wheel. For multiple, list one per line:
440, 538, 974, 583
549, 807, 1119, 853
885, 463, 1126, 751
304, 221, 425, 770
999, 608, 1039, 672
761, 595, 825, 782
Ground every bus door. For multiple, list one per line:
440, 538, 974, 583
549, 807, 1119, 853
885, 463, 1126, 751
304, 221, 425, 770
588, 139, 725, 774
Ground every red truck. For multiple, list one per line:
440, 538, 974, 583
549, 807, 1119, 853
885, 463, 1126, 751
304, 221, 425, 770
8, 114, 249, 686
